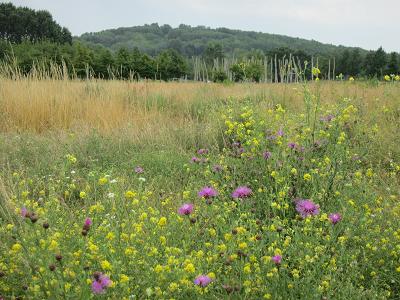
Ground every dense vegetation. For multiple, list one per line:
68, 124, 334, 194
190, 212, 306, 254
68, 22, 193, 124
0, 3, 72, 44
79, 23, 347, 57
0, 78, 400, 299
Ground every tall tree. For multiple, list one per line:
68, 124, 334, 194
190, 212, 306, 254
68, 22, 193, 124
0, 3, 72, 44
386, 52, 399, 74
338, 49, 351, 76
115, 48, 132, 79
156, 49, 187, 80
348, 49, 363, 76
203, 43, 224, 66
364, 47, 387, 77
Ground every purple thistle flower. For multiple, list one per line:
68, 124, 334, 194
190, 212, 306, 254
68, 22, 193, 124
198, 186, 218, 199
91, 281, 104, 294
134, 166, 144, 174
295, 199, 319, 218
91, 272, 112, 294
329, 213, 342, 224
272, 255, 282, 265
194, 275, 212, 287
197, 148, 209, 155
20, 207, 28, 217
83, 217, 92, 232
277, 128, 284, 137
191, 156, 201, 163
178, 203, 194, 216
263, 151, 272, 159
288, 142, 297, 149
232, 186, 252, 199
84, 218, 92, 227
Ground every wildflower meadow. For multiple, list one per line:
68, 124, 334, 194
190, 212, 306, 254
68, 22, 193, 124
0, 79, 400, 299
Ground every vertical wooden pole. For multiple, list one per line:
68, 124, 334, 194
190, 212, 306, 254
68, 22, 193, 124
328, 59, 331, 81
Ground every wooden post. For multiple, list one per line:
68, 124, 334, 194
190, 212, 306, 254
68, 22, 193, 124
270, 58, 273, 83
328, 59, 331, 81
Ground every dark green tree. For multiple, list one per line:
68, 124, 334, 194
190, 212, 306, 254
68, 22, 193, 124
72, 42, 94, 77
131, 48, 155, 79
365, 47, 387, 77
93, 47, 114, 78
203, 43, 224, 66
348, 49, 363, 76
338, 49, 351, 76
115, 48, 132, 79
0, 3, 72, 44
386, 52, 399, 74
156, 49, 187, 80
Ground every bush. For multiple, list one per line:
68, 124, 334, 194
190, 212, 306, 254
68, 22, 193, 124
212, 70, 228, 82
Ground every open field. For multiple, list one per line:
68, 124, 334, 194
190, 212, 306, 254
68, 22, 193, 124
0, 79, 400, 299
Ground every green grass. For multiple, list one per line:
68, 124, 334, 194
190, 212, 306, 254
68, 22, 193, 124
0, 81, 399, 299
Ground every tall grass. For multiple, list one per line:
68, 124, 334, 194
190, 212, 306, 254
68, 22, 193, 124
0, 69, 398, 175
1, 76, 399, 155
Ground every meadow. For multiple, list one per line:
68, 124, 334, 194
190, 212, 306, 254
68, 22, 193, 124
0, 78, 399, 299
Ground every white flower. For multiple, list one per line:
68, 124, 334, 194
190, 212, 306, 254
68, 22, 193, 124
108, 192, 115, 199
138, 177, 146, 182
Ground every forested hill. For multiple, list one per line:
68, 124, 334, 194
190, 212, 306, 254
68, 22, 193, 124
78, 23, 360, 57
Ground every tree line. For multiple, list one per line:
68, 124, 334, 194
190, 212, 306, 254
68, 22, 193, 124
0, 3, 399, 81
0, 3, 72, 44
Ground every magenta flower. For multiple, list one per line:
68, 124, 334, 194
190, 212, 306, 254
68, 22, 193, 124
91, 272, 112, 294
329, 213, 342, 224
272, 255, 282, 265
288, 142, 297, 149
194, 275, 212, 287
295, 199, 319, 218
191, 156, 201, 163
84, 218, 92, 227
263, 151, 272, 159
134, 166, 144, 174
83, 217, 92, 232
232, 186, 252, 199
178, 203, 194, 215
198, 186, 218, 199
197, 148, 209, 155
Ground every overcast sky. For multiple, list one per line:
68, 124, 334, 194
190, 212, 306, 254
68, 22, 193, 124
7, 0, 400, 52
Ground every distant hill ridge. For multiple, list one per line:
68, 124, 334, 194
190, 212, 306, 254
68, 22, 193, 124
78, 23, 364, 57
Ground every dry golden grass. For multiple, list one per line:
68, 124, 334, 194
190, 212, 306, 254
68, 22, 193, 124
0, 78, 399, 146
